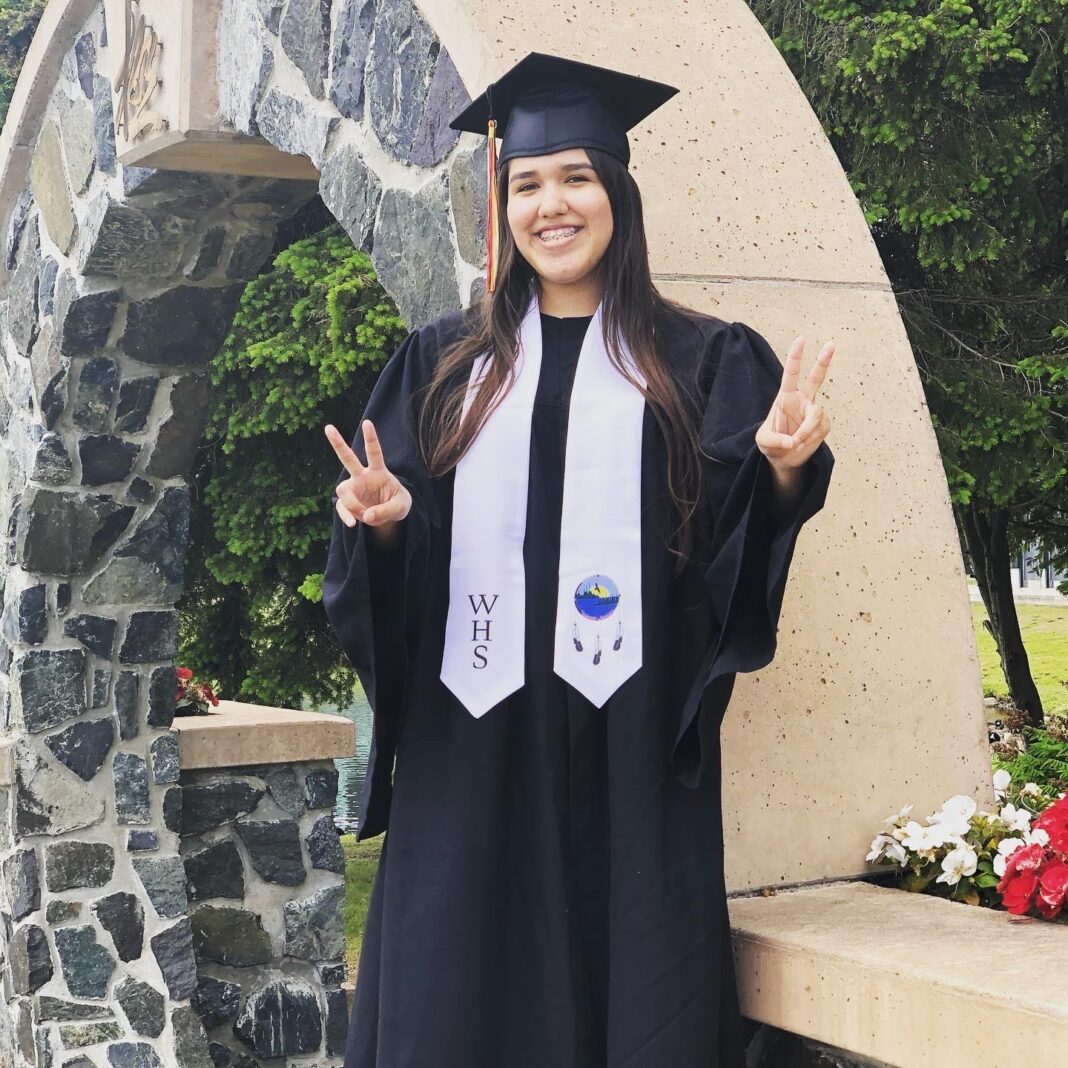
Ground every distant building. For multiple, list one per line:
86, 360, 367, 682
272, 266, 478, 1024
1014, 543, 1067, 598
969, 542, 1067, 604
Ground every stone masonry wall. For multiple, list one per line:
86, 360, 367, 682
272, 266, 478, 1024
179, 759, 348, 1065
0, 0, 486, 1062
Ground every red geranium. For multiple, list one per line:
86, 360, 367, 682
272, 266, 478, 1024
995, 796, 1068, 920
1033, 796, 1068, 853
1035, 861, 1068, 920
175, 666, 221, 714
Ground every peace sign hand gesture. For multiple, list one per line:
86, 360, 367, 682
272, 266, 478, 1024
755, 336, 835, 470
325, 419, 412, 529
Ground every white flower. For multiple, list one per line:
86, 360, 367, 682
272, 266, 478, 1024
993, 769, 1011, 795
1021, 782, 1042, 798
933, 794, 978, 823
900, 820, 938, 851
935, 843, 978, 886
928, 795, 976, 838
993, 837, 1025, 877
998, 803, 1032, 833
866, 834, 909, 867
882, 803, 914, 825
1028, 828, 1050, 847
900, 820, 957, 851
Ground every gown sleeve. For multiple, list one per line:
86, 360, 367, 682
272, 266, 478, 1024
322, 327, 439, 839
671, 320, 835, 788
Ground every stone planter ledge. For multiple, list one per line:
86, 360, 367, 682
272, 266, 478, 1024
730, 879, 1068, 1066
172, 699, 356, 770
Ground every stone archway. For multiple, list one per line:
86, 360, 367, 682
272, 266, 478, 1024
0, 0, 485, 1063
0, 0, 991, 1063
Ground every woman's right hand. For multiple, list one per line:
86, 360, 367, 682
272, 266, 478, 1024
325, 420, 412, 529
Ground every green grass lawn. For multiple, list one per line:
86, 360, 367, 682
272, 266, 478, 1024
971, 601, 1068, 719
342, 835, 381, 979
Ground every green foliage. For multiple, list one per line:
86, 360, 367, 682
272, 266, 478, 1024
178, 226, 407, 709
0, 0, 46, 128
750, 0, 1068, 578
994, 723, 1068, 793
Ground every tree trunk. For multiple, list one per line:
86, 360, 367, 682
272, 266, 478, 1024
954, 500, 1044, 728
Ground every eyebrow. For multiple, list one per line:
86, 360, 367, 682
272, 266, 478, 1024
508, 162, 595, 183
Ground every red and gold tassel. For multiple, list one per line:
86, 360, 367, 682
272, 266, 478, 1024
486, 118, 499, 293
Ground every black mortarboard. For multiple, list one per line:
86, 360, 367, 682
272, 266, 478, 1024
448, 52, 678, 291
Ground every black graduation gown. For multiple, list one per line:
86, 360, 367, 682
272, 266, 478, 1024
323, 302, 834, 1068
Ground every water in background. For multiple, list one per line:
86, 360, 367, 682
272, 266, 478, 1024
307, 686, 372, 833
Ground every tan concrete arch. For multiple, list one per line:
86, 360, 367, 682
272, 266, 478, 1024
0, 0, 988, 927
417, 0, 992, 890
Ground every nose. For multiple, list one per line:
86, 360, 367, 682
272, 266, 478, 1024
538, 181, 570, 218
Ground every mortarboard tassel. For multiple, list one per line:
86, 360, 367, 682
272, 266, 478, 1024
486, 117, 499, 293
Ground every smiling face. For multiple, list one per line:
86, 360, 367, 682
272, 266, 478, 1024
505, 147, 614, 307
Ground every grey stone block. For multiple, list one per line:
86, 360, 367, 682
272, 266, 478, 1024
190, 905, 272, 966
150, 917, 197, 999
132, 855, 189, 918
15, 648, 87, 734
233, 978, 322, 1056
329, 0, 373, 120
113, 751, 150, 825
234, 818, 306, 885
44, 840, 114, 892
115, 975, 165, 1038
15, 488, 133, 576
118, 610, 179, 664
92, 891, 144, 963
14, 740, 105, 836
283, 883, 345, 961
280, 0, 331, 98
184, 838, 245, 901
45, 718, 115, 781
181, 780, 263, 835
372, 178, 460, 327
318, 141, 380, 251
3, 848, 40, 921
54, 926, 115, 999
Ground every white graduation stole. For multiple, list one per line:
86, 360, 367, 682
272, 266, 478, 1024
440, 291, 646, 717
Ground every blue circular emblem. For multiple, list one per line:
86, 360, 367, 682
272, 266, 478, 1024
574, 574, 621, 621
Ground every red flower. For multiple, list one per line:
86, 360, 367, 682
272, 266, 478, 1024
1033, 796, 1068, 854
1035, 860, 1068, 920
176, 667, 194, 681
998, 842, 1045, 882
998, 869, 1040, 915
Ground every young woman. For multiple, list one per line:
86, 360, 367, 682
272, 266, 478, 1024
324, 52, 834, 1068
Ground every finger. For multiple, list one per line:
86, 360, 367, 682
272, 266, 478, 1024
756, 425, 797, 452
337, 482, 368, 521
780, 336, 804, 395
364, 486, 411, 526
335, 497, 359, 529
362, 419, 387, 472
325, 424, 367, 479
790, 402, 823, 446
801, 341, 835, 401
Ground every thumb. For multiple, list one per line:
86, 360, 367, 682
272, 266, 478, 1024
365, 484, 412, 525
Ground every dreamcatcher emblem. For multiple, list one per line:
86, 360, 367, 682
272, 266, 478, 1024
569, 574, 624, 666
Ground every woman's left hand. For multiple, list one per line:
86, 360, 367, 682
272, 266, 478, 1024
755, 336, 835, 471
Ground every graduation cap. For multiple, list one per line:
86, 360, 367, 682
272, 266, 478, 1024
449, 52, 679, 293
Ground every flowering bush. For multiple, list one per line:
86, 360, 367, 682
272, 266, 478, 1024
175, 666, 221, 716
866, 770, 1068, 921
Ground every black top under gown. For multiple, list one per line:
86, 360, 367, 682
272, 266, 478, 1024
324, 302, 834, 1067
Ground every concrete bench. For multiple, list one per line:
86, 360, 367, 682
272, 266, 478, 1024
730, 879, 1068, 1066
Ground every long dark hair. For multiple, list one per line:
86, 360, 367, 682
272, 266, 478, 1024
416, 147, 704, 574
